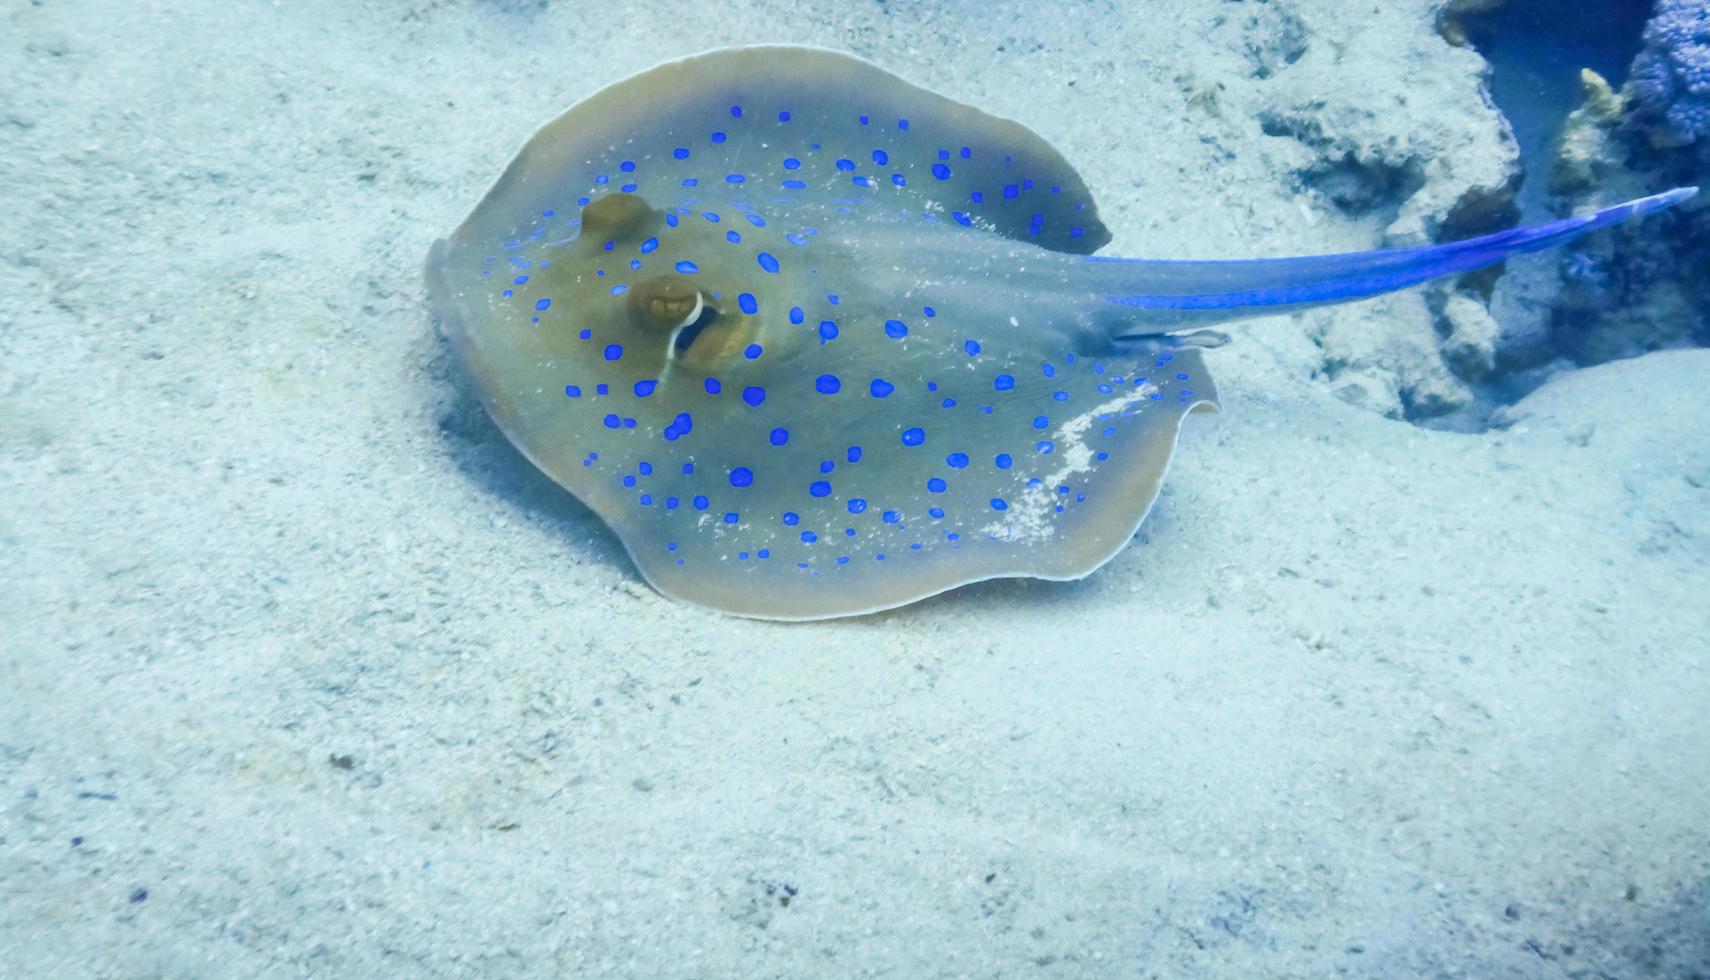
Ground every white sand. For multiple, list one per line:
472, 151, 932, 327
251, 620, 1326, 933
3, 1, 1706, 975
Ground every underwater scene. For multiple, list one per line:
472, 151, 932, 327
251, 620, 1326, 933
3, 0, 1707, 975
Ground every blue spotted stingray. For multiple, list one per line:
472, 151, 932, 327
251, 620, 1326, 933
426, 45, 1695, 620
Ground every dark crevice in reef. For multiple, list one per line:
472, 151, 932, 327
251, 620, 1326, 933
1424, 0, 1696, 432
1456, 0, 1653, 223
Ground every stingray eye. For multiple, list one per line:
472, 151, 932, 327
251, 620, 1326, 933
628, 274, 703, 331
671, 301, 719, 355
580, 192, 658, 244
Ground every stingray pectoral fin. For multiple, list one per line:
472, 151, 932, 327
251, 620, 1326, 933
1092, 187, 1697, 329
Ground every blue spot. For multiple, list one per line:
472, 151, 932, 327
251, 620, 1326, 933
742, 386, 766, 406
923, 306, 936, 317
1004, 184, 1019, 199
827, 294, 840, 305
596, 384, 608, 395
633, 380, 657, 397
789, 306, 805, 325
725, 174, 745, 185
783, 157, 801, 169
990, 498, 1009, 511
801, 530, 817, 543
1036, 440, 1055, 454
747, 213, 767, 228
835, 158, 855, 171
604, 344, 624, 361
901, 427, 924, 446
603, 414, 620, 429
693, 495, 709, 510
622, 475, 636, 488
929, 506, 945, 519
619, 160, 635, 172
931, 163, 951, 180
778, 111, 790, 122
882, 510, 901, 524
711, 132, 726, 143
1033, 415, 1049, 429
848, 499, 868, 514
783, 512, 800, 526
729, 467, 754, 488
682, 462, 694, 474
994, 374, 1014, 390
730, 105, 743, 118
964, 339, 981, 356
744, 343, 763, 360
852, 175, 870, 188
970, 192, 984, 204
892, 173, 907, 187
514, 275, 529, 285
847, 445, 862, 463
786, 232, 808, 246
770, 427, 789, 446
819, 320, 838, 342
704, 212, 720, 222
530, 297, 551, 312
673, 147, 690, 159
704, 377, 722, 395
565, 385, 581, 398
681, 178, 698, 187
995, 453, 1013, 469
809, 481, 831, 498
819, 460, 835, 474
638, 462, 652, 476
870, 378, 894, 398
815, 374, 841, 394
639, 237, 659, 254
675, 260, 699, 274
927, 478, 947, 493
884, 319, 908, 339
1052, 391, 1068, 402
898, 118, 910, 130
781, 179, 806, 190
946, 452, 969, 468
757, 252, 779, 273
859, 114, 870, 125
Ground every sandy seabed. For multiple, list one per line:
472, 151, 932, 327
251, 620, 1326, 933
2, 1, 1707, 976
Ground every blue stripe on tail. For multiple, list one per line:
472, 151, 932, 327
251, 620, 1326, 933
1098, 187, 1695, 316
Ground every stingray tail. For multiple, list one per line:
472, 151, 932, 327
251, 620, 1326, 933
1093, 187, 1696, 329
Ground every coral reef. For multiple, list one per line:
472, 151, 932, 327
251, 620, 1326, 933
1544, 63, 1707, 367
1627, 0, 1710, 149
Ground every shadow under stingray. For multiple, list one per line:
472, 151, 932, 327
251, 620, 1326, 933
431, 330, 631, 576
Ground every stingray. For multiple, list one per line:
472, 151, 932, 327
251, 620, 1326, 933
426, 45, 1694, 620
